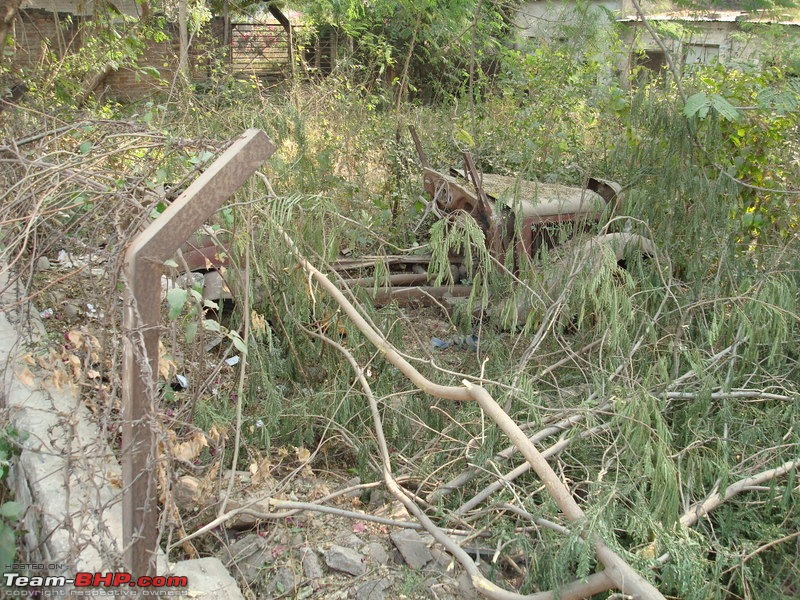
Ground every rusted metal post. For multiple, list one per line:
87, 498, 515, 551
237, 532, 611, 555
122, 129, 275, 578
408, 125, 429, 168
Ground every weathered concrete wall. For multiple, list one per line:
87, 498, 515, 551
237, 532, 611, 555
0, 276, 243, 598
0, 297, 126, 585
514, 1, 800, 79
515, 0, 622, 38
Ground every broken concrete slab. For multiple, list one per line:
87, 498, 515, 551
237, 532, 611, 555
390, 529, 432, 569
265, 565, 298, 597
217, 533, 270, 583
300, 545, 324, 581
354, 577, 392, 600
1, 301, 127, 578
171, 557, 244, 599
324, 544, 366, 576
337, 532, 365, 549
365, 541, 390, 566
0, 274, 244, 598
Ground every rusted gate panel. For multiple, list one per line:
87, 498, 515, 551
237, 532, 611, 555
230, 23, 300, 76
122, 129, 276, 579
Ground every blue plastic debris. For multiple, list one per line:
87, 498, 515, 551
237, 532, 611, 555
431, 337, 450, 349
431, 334, 479, 351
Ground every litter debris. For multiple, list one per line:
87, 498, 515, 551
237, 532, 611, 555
225, 356, 240, 366
431, 334, 479, 350
39, 308, 54, 319
56, 249, 105, 269
204, 336, 224, 352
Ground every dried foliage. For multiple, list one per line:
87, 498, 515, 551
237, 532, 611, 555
1, 18, 799, 597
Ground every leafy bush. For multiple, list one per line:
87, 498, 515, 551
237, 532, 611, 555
0, 427, 27, 569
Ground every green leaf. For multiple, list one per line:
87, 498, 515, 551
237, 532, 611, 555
166, 288, 188, 320
0, 501, 23, 520
139, 66, 163, 79
455, 129, 475, 148
230, 334, 248, 356
202, 319, 222, 333
220, 207, 234, 227
710, 94, 739, 121
185, 321, 198, 343
78, 141, 93, 155
683, 92, 709, 119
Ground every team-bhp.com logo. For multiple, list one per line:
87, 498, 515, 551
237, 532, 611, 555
3, 568, 189, 596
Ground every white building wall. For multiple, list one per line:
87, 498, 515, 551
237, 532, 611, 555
515, 0, 623, 39
21, 0, 142, 17
515, 2, 798, 79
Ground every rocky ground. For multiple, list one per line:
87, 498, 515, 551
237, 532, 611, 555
215, 497, 481, 600
19, 252, 494, 600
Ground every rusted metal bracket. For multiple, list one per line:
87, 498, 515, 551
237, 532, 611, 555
408, 124, 429, 168
121, 129, 276, 579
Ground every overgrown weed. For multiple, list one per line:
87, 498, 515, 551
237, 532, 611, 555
1, 50, 798, 597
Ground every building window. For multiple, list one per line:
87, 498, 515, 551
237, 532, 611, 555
637, 50, 667, 72
685, 44, 720, 65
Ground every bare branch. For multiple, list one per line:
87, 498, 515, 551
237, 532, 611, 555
680, 459, 800, 528
273, 219, 665, 600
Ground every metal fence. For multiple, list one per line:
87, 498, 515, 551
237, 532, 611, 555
230, 23, 296, 77
229, 23, 335, 78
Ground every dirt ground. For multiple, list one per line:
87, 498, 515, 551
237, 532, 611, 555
22, 252, 494, 600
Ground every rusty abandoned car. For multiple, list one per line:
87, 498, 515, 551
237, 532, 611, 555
178, 128, 656, 321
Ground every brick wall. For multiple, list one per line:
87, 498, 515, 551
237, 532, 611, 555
13, 9, 83, 72
10, 10, 226, 101
103, 19, 227, 101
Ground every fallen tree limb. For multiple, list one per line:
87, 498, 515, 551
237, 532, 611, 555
430, 399, 612, 504
653, 458, 800, 565
455, 422, 612, 516
173, 490, 435, 548
275, 222, 665, 600
311, 306, 629, 600
665, 389, 791, 402
464, 382, 664, 599
721, 530, 800, 576
454, 289, 671, 511
680, 458, 800, 528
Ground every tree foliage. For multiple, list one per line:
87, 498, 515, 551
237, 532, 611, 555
1, 1, 799, 598
297, 0, 514, 100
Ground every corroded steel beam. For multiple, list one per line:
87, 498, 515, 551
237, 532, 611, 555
122, 129, 275, 579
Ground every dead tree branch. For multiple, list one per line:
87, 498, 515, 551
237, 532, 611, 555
274, 221, 665, 600
680, 459, 800, 528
